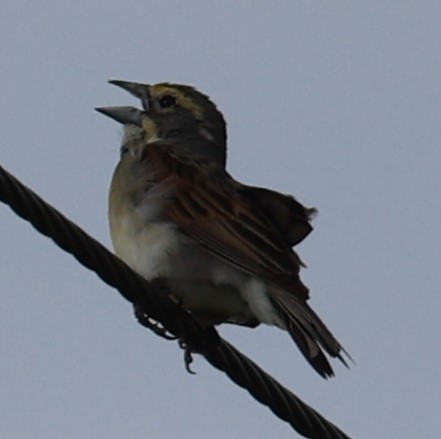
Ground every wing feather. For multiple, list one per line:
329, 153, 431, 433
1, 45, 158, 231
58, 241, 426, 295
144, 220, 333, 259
147, 143, 312, 294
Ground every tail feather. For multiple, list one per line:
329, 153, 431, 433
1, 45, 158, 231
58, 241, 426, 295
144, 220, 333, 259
269, 288, 350, 378
281, 313, 336, 378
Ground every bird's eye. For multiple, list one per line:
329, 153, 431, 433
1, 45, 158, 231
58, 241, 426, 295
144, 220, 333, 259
158, 95, 177, 108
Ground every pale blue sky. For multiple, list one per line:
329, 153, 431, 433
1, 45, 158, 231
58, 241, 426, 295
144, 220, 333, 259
1, 2, 440, 438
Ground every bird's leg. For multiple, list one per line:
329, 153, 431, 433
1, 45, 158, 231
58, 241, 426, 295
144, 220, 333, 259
133, 302, 177, 340
178, 339, 197, 374
134, 278, 220, 374
133, 292, 197, 373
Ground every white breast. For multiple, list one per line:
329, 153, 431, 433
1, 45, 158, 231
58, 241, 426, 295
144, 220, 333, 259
111, 210, 180, 281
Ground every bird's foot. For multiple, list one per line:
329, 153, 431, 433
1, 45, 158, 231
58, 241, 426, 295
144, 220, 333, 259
133, 303, 177, 341
178, 340, 197, 374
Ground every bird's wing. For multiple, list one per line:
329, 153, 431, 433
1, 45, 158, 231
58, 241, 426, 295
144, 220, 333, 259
143, 143, 346, 377
238, 185, 317, 247
144, 143, 308, 296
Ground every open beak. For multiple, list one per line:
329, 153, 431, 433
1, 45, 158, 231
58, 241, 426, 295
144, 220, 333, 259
95, 106, 144, 126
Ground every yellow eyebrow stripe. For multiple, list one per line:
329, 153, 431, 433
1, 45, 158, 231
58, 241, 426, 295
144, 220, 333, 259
150, 84, 204, 119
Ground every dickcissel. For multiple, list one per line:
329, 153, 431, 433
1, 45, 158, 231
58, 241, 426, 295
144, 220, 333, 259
97, 81, 349, 378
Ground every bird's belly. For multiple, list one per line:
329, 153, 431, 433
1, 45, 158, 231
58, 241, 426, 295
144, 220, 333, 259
111, 214, 281, 327
169, 280, 254, 324
166, 244, 254, 322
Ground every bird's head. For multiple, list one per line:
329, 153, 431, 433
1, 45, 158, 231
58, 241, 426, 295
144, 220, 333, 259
96, 80, 227, 165
97, 80, 227, 166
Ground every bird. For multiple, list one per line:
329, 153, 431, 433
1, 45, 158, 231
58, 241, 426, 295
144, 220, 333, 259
96, 80, 349, 378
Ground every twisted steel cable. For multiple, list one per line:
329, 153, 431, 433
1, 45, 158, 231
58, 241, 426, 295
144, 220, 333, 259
0, 164, 353, 439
